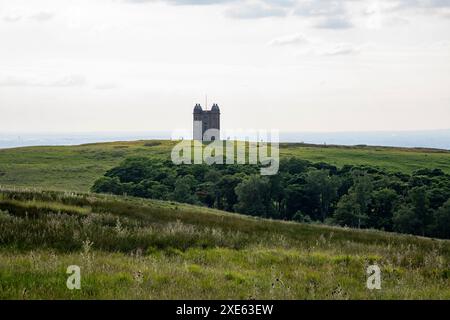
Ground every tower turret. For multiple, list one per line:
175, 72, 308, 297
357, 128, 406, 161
193, 103, 203, 113
193, 104, 203, 141
211, 103, 220, 112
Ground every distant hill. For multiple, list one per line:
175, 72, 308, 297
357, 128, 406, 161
2, 129, 450, 150
0, 140, 450, 192
280, 129, 450, 150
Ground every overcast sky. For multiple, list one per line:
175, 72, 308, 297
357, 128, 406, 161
0, 0, 449, 133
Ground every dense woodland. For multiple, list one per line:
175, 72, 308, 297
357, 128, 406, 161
92, 157, 450, 239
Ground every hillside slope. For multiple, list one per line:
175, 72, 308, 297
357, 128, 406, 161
1, 140, 450, 192
1, 188, 449, 299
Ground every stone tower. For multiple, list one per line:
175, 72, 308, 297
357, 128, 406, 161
193, 103, 220, 141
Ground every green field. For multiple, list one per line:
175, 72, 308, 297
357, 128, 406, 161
1, 140, 450, 192
1, 140, 450, 299
0, 141, 173, 192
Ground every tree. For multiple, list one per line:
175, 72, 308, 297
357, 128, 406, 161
217, 174, 243, 211
196, 181, 216, 207
409, 186, 432, 236
172, 175, 198, 204
193, 169, 223, 208
292, 211, 312, 223
133, 179, 169, 199
347, 171, 373, 228
91, 176, 125, 195
333, 193, 367, 228
234, 175, 274, 217
204, 169, 222, 183
393, 205, 421, 235
305, 169, 340, 221
149, 182, 169, 199
269, 174, 285, 217
280, 158, 310, 175
352, 171, 373, 215
428, 187, 450, 210
105, 157, 154, 183
368, 188, 398, 231
431, 199, 450, 238
284, 184, 309, 220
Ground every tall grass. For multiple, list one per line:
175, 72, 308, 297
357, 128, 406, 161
0, 187, 449, 299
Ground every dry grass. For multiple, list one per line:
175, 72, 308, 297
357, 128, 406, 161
0, 187, 449, 299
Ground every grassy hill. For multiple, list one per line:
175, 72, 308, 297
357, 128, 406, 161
1, 140, 450, 299
1, 140, 450, 192
1, 187, 449, 299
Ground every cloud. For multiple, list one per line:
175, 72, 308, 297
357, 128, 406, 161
124, 0, 289, 18
315, 16, 353, 29
263, 0, 296, 6
226, 2, 288, 19
271, 32, 367, 57
378, 0, 450, 19
51, 75, 87, 87
122, 0, 450, 23
318, 42, 360, 56
2, 14, 22, 23
416, 0, 450, 18
2, 10, 54, 23
0, 75, 87, 88
268, 33, 310, 46
29, 11, 54, 22
124, 0, 234, 4
123, 0, 153, 3
424, 40, 450, 50
294, 0, 347, 17
384, 16, 410, 26
294, 0, 353, 29
396, 0, 450, 10
94, 83, 119, 90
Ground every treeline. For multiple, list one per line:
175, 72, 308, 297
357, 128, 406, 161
91, 157, 450, 239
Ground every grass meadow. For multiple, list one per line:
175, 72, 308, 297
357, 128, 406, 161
0, 188, 449, 299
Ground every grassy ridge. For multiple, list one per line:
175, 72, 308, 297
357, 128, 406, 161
0, 188, 449, 299
1, 140, 450, 192
0, 140, 172, 192
281, 143, 450, 174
